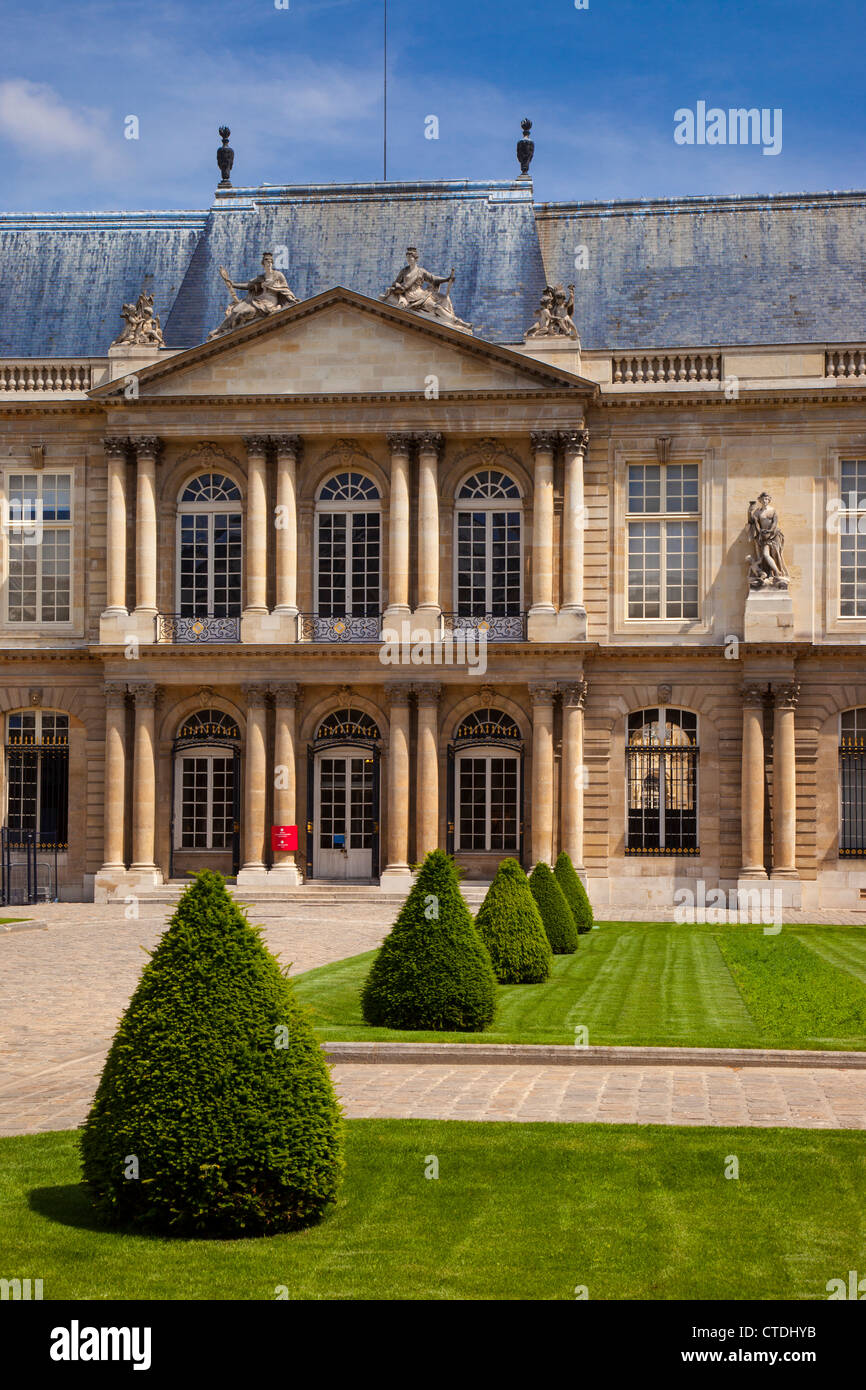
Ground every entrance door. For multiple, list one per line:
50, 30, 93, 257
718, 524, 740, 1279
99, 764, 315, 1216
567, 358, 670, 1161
314, 751, 374, 879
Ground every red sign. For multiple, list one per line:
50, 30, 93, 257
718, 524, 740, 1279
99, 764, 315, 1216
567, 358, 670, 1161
271, 824, 298, 852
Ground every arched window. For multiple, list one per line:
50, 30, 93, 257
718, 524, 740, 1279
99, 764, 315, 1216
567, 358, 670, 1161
315, 708, 380, 743
840, 709, 866, 855
452, 707, 521, 853
454, 470, 523, 625
5, 710, 69, 850
176, 473, 243, 618
315, 473, 381, 620
173, 707, 240, 855
626, 707, 698, 853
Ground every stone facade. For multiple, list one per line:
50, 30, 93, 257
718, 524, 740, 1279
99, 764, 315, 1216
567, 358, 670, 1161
1, 185, 866, 911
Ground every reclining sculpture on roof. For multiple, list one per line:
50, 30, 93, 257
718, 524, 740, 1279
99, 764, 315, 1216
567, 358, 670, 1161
379, 247, 473, 332
207, 252, 299, 339
111, 292, 165, 348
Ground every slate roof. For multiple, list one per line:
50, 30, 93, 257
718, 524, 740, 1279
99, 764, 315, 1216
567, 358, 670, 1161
1, 181, 864, 357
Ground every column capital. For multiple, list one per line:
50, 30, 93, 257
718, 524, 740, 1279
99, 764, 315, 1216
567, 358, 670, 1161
243, 683, 270, 709
131, 436, 162, 461
384, 682, 412, 707
742, 683, 767, 707
103, 436, 129, 458
413, 682, 442, 707
559, 428, 589, 456
129, 682, 159, 709
104, 681, 128, 707
242, 434, 271, 457
272, 434, 302, 458
415, 430, 444, 458
529, 681, 557, 706
530, 430, 558, 453
772, 681, 800, 710
271, 682, 299, 707
559, 679, 588, 709
387, 432, 414, 455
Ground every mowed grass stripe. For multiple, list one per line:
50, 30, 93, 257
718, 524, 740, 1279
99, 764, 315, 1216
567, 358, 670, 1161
3, 1124, 863, 1300
715, 929, 866, 1047
790, 929, 866, 986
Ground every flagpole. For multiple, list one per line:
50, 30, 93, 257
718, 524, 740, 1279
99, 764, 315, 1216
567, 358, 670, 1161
383, 0, 388, 180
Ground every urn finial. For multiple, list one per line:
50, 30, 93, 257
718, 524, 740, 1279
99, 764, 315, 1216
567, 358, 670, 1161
517, 118, 534, 175
217, 126, 234, 188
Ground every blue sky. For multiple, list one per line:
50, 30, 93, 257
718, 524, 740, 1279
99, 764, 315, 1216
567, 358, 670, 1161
0, 0, 861, 211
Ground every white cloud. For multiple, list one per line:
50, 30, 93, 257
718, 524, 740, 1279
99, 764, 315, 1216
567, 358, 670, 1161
0, 79, 117, 170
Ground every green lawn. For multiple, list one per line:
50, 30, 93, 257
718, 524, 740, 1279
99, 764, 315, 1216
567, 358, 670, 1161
292, 922, 866, 1050
3, 1123, 863, 1300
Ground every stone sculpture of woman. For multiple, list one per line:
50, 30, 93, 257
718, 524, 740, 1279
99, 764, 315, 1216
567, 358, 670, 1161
747, 492, 789, 589
380, 247, 472, 332
207, 252, 298, 340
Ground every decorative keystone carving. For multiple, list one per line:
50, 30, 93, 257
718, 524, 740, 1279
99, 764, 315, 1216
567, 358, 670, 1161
28, 688, 42, 707
656, 436, 672, 465
29, 444, 45, 470
657, 684, 672, 705
479, 683, 496, 705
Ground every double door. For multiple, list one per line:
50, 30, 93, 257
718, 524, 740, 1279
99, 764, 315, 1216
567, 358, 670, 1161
313, 750, 376, 879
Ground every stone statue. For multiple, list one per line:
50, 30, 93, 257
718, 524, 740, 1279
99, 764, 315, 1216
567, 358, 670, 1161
525, 283, 578, 340
517, 118, 535, 175
111, 292, 165, 348
217, 126, 234, 188
747, 492, 789, 589
207, 252, 298, 339
379, 247, 473, 332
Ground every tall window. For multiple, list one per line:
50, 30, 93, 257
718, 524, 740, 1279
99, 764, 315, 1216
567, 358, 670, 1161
174, 709, 240, 852
455, 471, 522, 616
840, 709, 866, 855
315, 473, 381, 617
839, 460, 866, 617
5, 711, 69, 849
6, 473, 72, 622
627, 463, 699, 619
177, 474, 242, 618
454, 708, 521, 853
626, 707, 698, 853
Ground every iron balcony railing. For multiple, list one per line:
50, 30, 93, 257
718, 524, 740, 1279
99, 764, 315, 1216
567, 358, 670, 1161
298, 613, 382, 642
157, 614, 241, 643
441, 612, 527, 641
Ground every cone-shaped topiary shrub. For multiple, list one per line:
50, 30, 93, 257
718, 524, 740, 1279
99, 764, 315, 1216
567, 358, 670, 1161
554, 851, 594, 934
81, 871, 343, 1238
361, 849, 497, 1030
529, 861, 579, 954
475, 858, 553, 983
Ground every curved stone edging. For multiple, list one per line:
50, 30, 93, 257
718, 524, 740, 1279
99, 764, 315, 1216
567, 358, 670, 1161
0, 919, 47, 934
322, 1041, 866, 1069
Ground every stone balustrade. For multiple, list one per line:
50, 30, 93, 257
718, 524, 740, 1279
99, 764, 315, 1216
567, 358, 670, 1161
0, 360, 92, 392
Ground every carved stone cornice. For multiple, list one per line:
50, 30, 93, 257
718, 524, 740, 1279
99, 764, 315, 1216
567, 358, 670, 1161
530, 430, 558, 453
175, 440, 240, 469
129, 682, 159, 709
243, 683, 269, 709
130, 436, 162, 461
387, 432, 414, 455
529, 681, 557, 706
102, 436, 129, 459
271, 682, 299, 707
104, 681, 127, 706
559, 428, 589, 456
559, 679, 588, 709
242, 435, 270, 457
772, 681, 800, 710
415, 431, 444, 458
742, 683, 767, 708
272, 435, 302, 459
384, 682, 411, 707
413, 682, 442, 706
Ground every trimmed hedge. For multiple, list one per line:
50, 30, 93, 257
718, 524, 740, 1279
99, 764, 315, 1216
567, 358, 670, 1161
529, 861, 579, 954
361, 849, 497, 1031
81, 871, 343, 1237
475, 858, 553, 984
554, 851, 594, 934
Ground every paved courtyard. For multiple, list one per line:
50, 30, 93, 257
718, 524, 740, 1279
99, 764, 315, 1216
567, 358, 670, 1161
1, 902, 865, 1136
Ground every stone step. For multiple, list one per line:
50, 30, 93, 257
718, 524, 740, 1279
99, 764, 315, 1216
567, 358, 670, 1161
132, 881, 490, 908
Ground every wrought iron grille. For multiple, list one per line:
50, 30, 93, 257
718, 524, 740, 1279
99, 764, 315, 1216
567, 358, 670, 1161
442, 612, 526, 641
299, 614, 381, 642
5, 742, 68, 851
840, 736, 866, 855
626, 738, 699, 853
157, 614, 241, 643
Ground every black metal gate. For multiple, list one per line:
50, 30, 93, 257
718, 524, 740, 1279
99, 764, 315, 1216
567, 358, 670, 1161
0, 827, 39, 905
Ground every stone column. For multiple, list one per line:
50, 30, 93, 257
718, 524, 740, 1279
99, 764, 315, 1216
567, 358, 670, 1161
129, 683, 160, 880
382, 684, 412, 888
560, 678, 587, 871
772, 682, 800, 882
530, 682, 557, 865
560, 428, 589, 633
238, 684, 269, 881
101, 682, 128, 871
103, 438, 129, 616
416, 431, 443, 622
243, 436, 269, 622
739, 684, 768, 879
384, 433, 412, 630
273, 435, 301, 632
271, 682, 302, 884
415, 683, 441, 862
529, 431, 557, 616
132, 436, 161, 617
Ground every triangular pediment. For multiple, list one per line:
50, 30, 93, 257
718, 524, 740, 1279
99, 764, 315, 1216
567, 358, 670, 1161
91, 288, 595, 399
